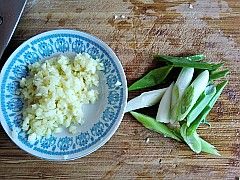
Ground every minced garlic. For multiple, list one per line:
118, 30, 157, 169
20, 53, 103, 143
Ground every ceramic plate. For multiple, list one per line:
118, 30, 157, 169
0, 29, 127, 161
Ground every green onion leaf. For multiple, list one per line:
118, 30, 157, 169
186, 81, 228, 136
155, 54, 205, 62
128, 65, 173, 91
200, 138, 220, 156
154, 55, 222, 71
181, 54, 206, 62
130, 111, 182, 142
210, 70, 229, 81
187, 85, 216, 126
208, 81, 228, 107
180, 123, 202, 153
186, 106, 211, 136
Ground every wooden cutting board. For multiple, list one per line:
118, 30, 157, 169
0, 0, 239, 179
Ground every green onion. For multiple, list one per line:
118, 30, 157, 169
186, 81, 228, 136
154, 55, 222, 71
156, 82, 174, 123
180, 123, 202, 153
155, 54, 205, 62
186, 106, 211, 136
128, 65, 173, 91
200, 138, 220, 156
130, 111, 182, 142
187, 84, 216, 126
171, 67, 194, 122
177, 70, 209, 121
173, 68, 195, 103
181, 54, 205, 62
210, 70, 229, 81
125, 88, 167, 112
127, 54, 228, 156
207, 81, 228, 107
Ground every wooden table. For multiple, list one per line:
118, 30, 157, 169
1, 0, 239, 179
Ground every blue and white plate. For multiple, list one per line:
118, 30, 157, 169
0, 29, 128, 160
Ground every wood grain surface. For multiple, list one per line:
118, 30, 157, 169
0, 0, 240, 179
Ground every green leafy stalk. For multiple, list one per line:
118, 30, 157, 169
178, 86, 194, 119
181, 54, 205, 62
200, 138, 220, 156
186, 81, 228, 136
187, 85, 216, 126
186, 106, 211, 136
210, 70, 229, 81
128, 65, 173, 91
208, 80, 228, 107
177, 70, 209, 121
155, 54, 205, 62
154, 55, 222, 71
130, 111, 182, 142
180, 123, 202, 153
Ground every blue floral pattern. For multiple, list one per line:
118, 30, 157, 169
40, 136, 57, 149
13, 114, 23, 128
38, 42, 54, 57
7, 98, 23, 112
91, 122, 105, 137
7, 81, 19, 95
23, 51, 40, 64
57, 137, 73, 151
0, 30, 126, 160
55, 38, 69, 53
103, 59, 112, 74
72, 39, 85, 53
76, 132, 90, 147
12, 65, 28, 79
108, 91, 120, 105
107, 74, 117, 88
87, 46, 99, 59
102, 107, 115, 122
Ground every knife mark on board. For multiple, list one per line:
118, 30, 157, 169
45, 13, 52, 24
58, 18, 66, 27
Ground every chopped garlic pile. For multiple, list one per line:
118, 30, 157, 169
20, 53, 103, 143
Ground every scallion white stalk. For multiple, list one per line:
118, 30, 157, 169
125, 88, 167, 112
156, 82, 174, 123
